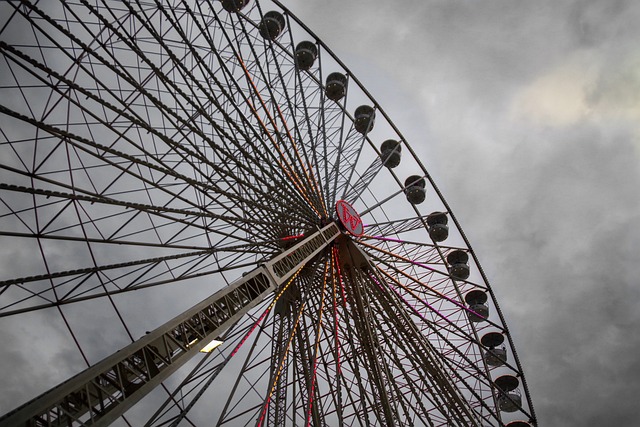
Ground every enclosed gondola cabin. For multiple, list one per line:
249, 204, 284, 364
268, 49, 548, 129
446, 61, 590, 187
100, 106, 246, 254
354, 105, 375, 134
295, 41, 317, 70
506, 422, 532, 427
426, 211, 448, 242
498, 390, 523, 413
404, 175, 426, 205
464, 289, 488, 322
259, 11, 286, 40
380, 139, 401, 168
481, 331, 507, 367
447, 249, 470, 280
495, 375, 522, 413
325, 72, 347, 101
221, 0, 250, 12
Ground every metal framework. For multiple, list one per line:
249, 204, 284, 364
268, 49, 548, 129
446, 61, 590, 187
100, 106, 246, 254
0, 1, 536, 426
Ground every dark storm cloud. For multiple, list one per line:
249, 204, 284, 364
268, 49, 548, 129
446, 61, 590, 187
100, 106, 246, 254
292, 0, 640, 425
490, 124, 640, 425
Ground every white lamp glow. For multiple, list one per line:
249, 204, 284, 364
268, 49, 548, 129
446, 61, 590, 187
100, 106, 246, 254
200, 339, 224, 353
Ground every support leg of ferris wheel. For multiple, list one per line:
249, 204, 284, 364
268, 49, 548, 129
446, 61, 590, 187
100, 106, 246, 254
0, 223, 342, 427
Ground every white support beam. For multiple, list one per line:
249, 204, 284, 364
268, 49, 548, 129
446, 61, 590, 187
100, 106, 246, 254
0, 223, 341, 427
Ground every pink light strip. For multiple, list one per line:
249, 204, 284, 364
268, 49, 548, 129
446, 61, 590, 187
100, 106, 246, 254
369, 271, 487, 326
280, 233, 305, 241
358, 239, 478, 314
230, 306, 270, 358
368, 272, 454, 325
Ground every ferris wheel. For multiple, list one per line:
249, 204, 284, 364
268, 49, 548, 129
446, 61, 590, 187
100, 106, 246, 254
0, 1, 536, 426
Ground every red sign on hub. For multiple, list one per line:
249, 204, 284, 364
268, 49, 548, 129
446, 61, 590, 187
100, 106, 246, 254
336, 200, 364, 237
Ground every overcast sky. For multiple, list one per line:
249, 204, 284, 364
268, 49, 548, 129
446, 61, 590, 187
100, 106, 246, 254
1, 1, 639, 425
288, 0, 640, 425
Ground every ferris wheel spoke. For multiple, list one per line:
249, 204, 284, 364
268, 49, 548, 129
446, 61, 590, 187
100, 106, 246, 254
373, 264, 485, 340
269, 1, 341, 180
327, 254, 376, 425
365, 247, 504, 335
296, 258, 330, 425
378, 273, 511, 385
325, 125, 366, 209
358, 236, 443, 265
360, 280, 450, 422
340, 155, 384, 205
362, 277, 447, 425
258, 24, 329, 218
356, 240, 450, 287
367, 267, 507, 425
309, 262, 361, 425
0, 194, 282, 259
196, 8, 321, 216
365, 270, 487, 426
122, 2, 300, 194
91, 35, 302, 217
343, 241, 487, 425
292, 308, 323, 425
230, 30, 330, 218
347, 271, 414, 425
360, 238, 489, 299
359, 237, 486, 289
333, 131, 383, 210
0, 196, 289, 253
0, 101, 226, 213
174, 6, 325, 219
227, 12, 322, 193
0, 249, 210, 313
320, 80, 351, 208
356, 176, 423, 218
333, 248, 398, 424
280, 18, 329, 216
0, 182, 296, 242
358, 277, 448, 426
360, 297, 453, 425
362, 215, 434, 238
306, 333, 345, 425
228, 41, 325, 217
311, 67, 348, 209
362, 249, 503, 347
171, 10, 295, 186
333, 328, 380, 424
218, 308, 299, 426
0, 119, 307, 251
325, 258, 355, 425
